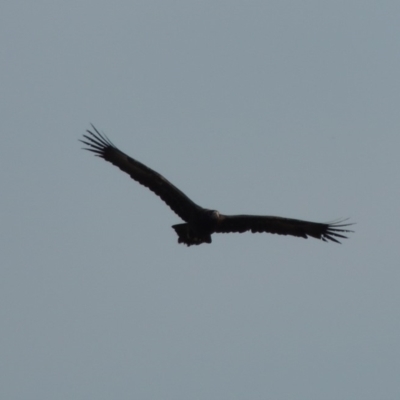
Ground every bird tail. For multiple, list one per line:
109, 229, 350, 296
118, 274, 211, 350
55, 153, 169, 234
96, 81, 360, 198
171, 223, 212, 246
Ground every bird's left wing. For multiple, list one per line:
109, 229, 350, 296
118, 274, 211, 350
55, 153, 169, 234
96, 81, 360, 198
80, 125, 202, 222
215, 215, 353, 243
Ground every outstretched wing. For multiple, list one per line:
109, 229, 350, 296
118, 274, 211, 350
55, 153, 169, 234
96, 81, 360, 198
80, 125, 202, 222
216, 215, 353, 243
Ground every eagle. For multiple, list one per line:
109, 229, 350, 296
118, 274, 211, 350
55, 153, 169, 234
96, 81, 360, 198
80, 126, 353, 246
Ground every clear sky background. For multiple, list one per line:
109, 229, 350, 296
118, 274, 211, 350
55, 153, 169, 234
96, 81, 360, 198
1, 1, 399, 399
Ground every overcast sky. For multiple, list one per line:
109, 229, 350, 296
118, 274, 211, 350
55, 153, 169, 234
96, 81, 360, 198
2, 1, 400, 399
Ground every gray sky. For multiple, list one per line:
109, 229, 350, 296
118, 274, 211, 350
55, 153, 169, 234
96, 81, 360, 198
2, 1, 400, 399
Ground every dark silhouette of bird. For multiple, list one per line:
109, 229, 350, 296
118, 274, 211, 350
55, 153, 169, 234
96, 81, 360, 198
80, 126, 353, 246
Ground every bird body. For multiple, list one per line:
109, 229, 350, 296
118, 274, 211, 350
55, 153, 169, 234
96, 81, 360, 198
81, 126, 353, 246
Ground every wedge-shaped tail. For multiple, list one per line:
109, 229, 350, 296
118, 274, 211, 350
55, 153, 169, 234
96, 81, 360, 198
172, 223, 212, 246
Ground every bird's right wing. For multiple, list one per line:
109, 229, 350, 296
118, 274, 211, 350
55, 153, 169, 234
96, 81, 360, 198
80, 126, 202, 222
216, 214, 353, 243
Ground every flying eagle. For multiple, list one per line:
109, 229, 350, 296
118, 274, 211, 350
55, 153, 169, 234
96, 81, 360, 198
80, 126, 353, 246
